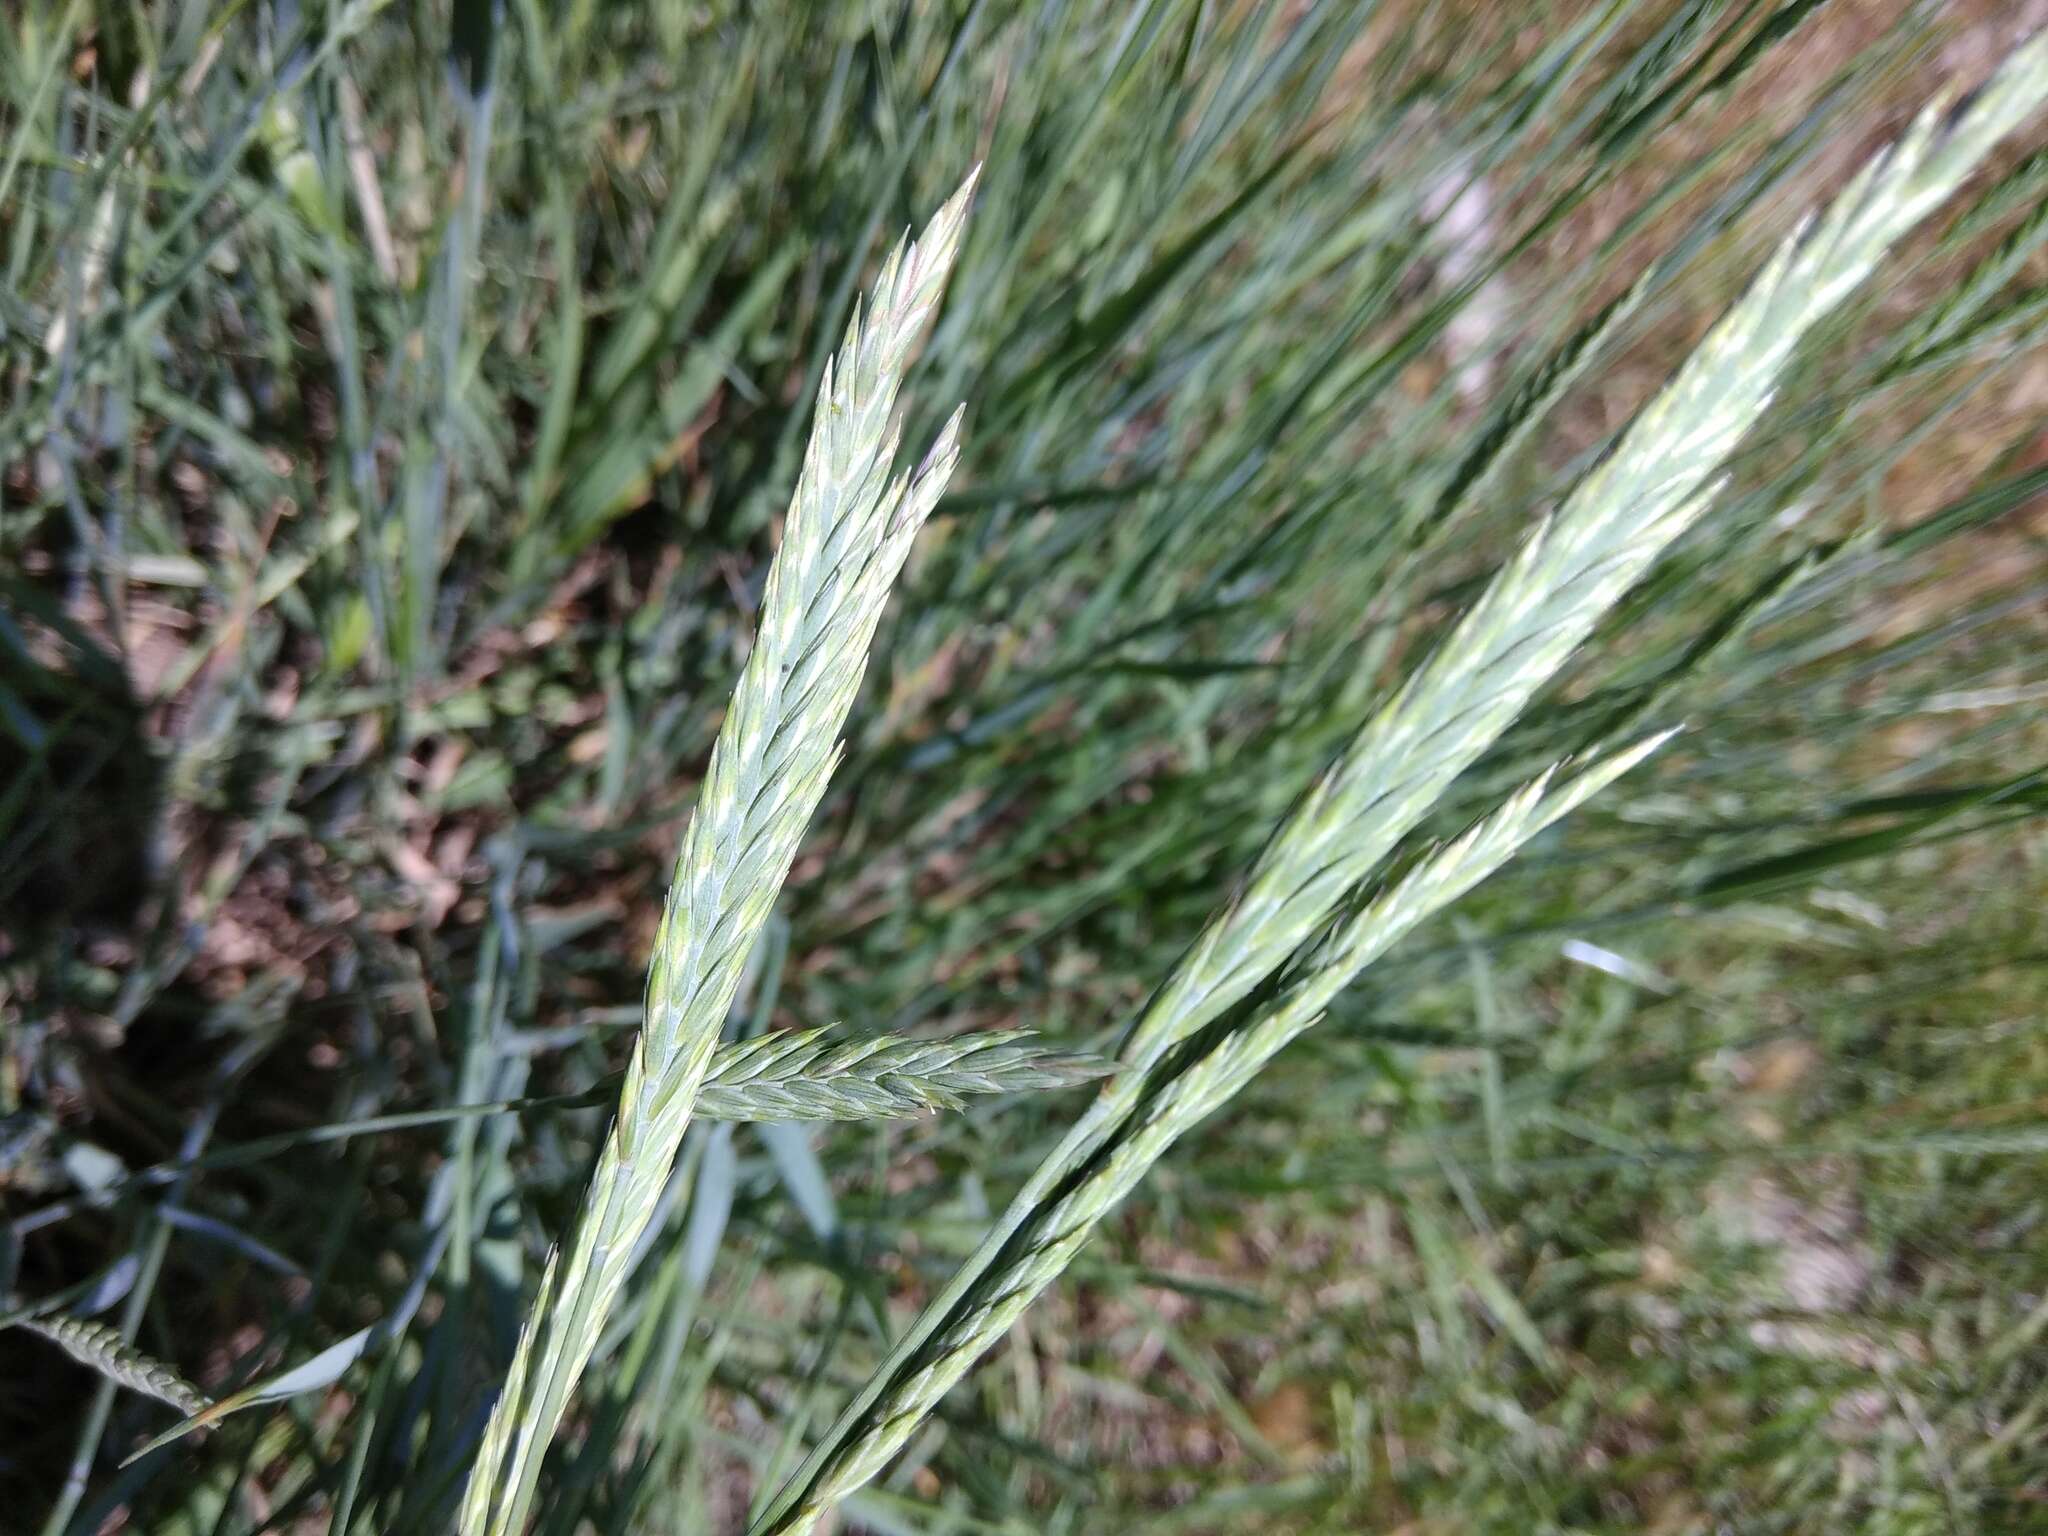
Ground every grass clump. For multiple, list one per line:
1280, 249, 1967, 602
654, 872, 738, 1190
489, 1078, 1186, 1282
4, 4, 2048, 1534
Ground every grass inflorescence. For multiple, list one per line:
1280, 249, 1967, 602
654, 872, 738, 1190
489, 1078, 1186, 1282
455, 175, 979, 1536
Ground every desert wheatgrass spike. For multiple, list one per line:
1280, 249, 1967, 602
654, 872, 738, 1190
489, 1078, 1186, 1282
765, 735, 1674, 1526
1119, 26, 2048, 1086
758, 738, 1676, 1532
693, 1027, 1108, 1121
455, 169, 977, 1536
749, 37, 2048, 1535
15, 1313, 212, 1417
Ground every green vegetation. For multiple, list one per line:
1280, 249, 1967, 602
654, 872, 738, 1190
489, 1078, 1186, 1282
5, 3, 2047, 1534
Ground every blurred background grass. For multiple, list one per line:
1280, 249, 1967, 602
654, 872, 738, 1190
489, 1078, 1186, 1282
4, 1, 2048, 1531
